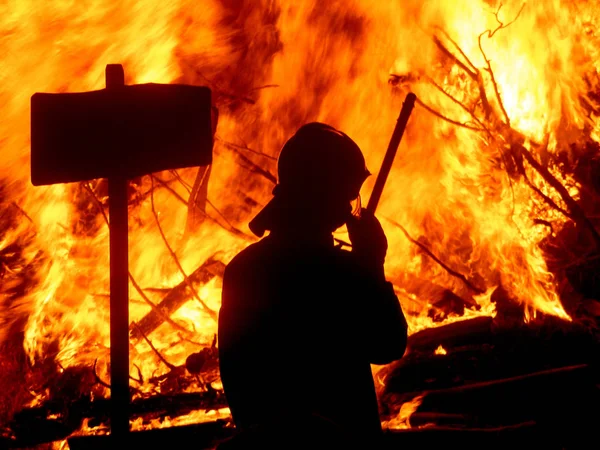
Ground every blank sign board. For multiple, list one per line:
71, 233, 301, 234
31, 83, 214, 185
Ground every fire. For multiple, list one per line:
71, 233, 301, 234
382, 394, 424, 430
1, 0, 599, 437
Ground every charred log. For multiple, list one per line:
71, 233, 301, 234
408, 412, 469, 428
565, 255, 600, 302
7, 390, 229, 448
405, 316, 494, 354
130, 257, 226, 340
380, 317, 599, 418
67, 420, 233, 450
427, 289, 468, 322
414, 364, 598, 428
383, 420, 585, 450
380, 344, 493, 412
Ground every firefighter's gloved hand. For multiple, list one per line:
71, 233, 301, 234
347, 209, 388, 270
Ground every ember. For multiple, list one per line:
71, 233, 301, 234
1, 1, 599, 448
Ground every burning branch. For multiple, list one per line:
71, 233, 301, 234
82, 182, 110, 223
478, 3, 527, 126
216, 137, 278, 162
414, 98, 486, 133
82, 182, 197, 335
132, 364, 144, 385
432, 35, 478, 81
185, 165, 211, 233
525, 181, 571, 220
205, 198, 253, 240
92, 359, 111, 390
169, 169, 193, 193
93, 358, 143, 394
425, 9, 600, 250
423, 76, 490, 134
434, 28, 479, 75
150, 176, 217, 320
383, 216, 486, 295
411, 72, 521, 219
128, 274, 193, 337
150, 174, 188, 206
131, 322, 177, 371
478, 35, 509, 126
431, 33, 492, 124
10, 202, 33, 224
518, 142, 600, 247
217, 137, 277, 184
130, 256, 226, 340
430, 5, 524, 127
152, 171, 252, 240
184, 67, 278, 106
488, 3, 526, 38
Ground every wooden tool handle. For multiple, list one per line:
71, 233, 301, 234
366, 92, 417, 213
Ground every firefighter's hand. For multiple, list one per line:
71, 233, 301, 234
347, 209, 388, 269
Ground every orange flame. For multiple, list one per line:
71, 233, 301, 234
1, 0, 599, 430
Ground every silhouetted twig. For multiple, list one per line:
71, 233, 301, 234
479, 3, 526, 125
415, 98, 486, 132
83, 182, 195, 334
132, 322, 177, 371
433, 35, 479, 80
186, 166, 211, 234
383, 216, 486, 295
169, 169, 193, 193
150, 177, 217, 320
248, 84, 280, 94
517, 143, 600, 248
129, 274, 193, 336
177, 332, 207, 347
11, 202, 34, 224
131, 364, 144, 384
93, 359, 111, 390
423, 75, 493, 138
205, 199, 254, 240
217, 139, 277, 184
83, 182, 109, 224
521, 172, 571, 218
150, 175, 188, 206
430, 13, 599, 248
489, 3, 526, 39
478, 36, 510, 126
533, 218, 554, 235
434, 27, 479, 75
216, 136, 278, 161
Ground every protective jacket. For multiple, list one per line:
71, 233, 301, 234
218, 234, 408, 440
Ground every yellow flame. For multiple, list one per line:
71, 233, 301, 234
383, 395, 424, 430
2, 0, 598, 430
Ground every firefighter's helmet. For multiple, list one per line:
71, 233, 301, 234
276, 122, 370, 201
249, 122, 370, 237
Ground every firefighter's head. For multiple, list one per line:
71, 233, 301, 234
249, 123, 370, 237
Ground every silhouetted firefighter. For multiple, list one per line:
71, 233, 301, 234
217, 123, 408, 449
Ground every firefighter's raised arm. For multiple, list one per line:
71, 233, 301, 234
347, 209, 408, 364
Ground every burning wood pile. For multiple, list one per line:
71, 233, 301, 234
379, 318, 598, 448
1, 1, 600, 449
377, 5, 600, 446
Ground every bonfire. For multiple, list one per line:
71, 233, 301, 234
0, 1, 599, 448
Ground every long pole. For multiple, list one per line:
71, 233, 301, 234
366, 92, 417, 213
106, 64, 130, 440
